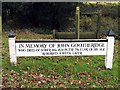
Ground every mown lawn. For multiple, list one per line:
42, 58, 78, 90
2, 31, 119, 88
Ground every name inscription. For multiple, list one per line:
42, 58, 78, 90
16, 41, 107, 56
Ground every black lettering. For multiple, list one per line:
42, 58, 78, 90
101, 43, 104, 47
18, 49, 26, 52
34, 44, 39, 48
49, 44, 55, 48
26, 44, 32, 48
19, 44, 24, 48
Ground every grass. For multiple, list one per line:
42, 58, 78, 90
2, 31, 119, 88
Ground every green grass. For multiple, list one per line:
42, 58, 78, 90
2, 31, 119, 88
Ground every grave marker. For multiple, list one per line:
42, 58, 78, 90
8, 30, 115, 69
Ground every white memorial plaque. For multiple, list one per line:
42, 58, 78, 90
16, 40, 107, 56
9, 30, 115, 69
